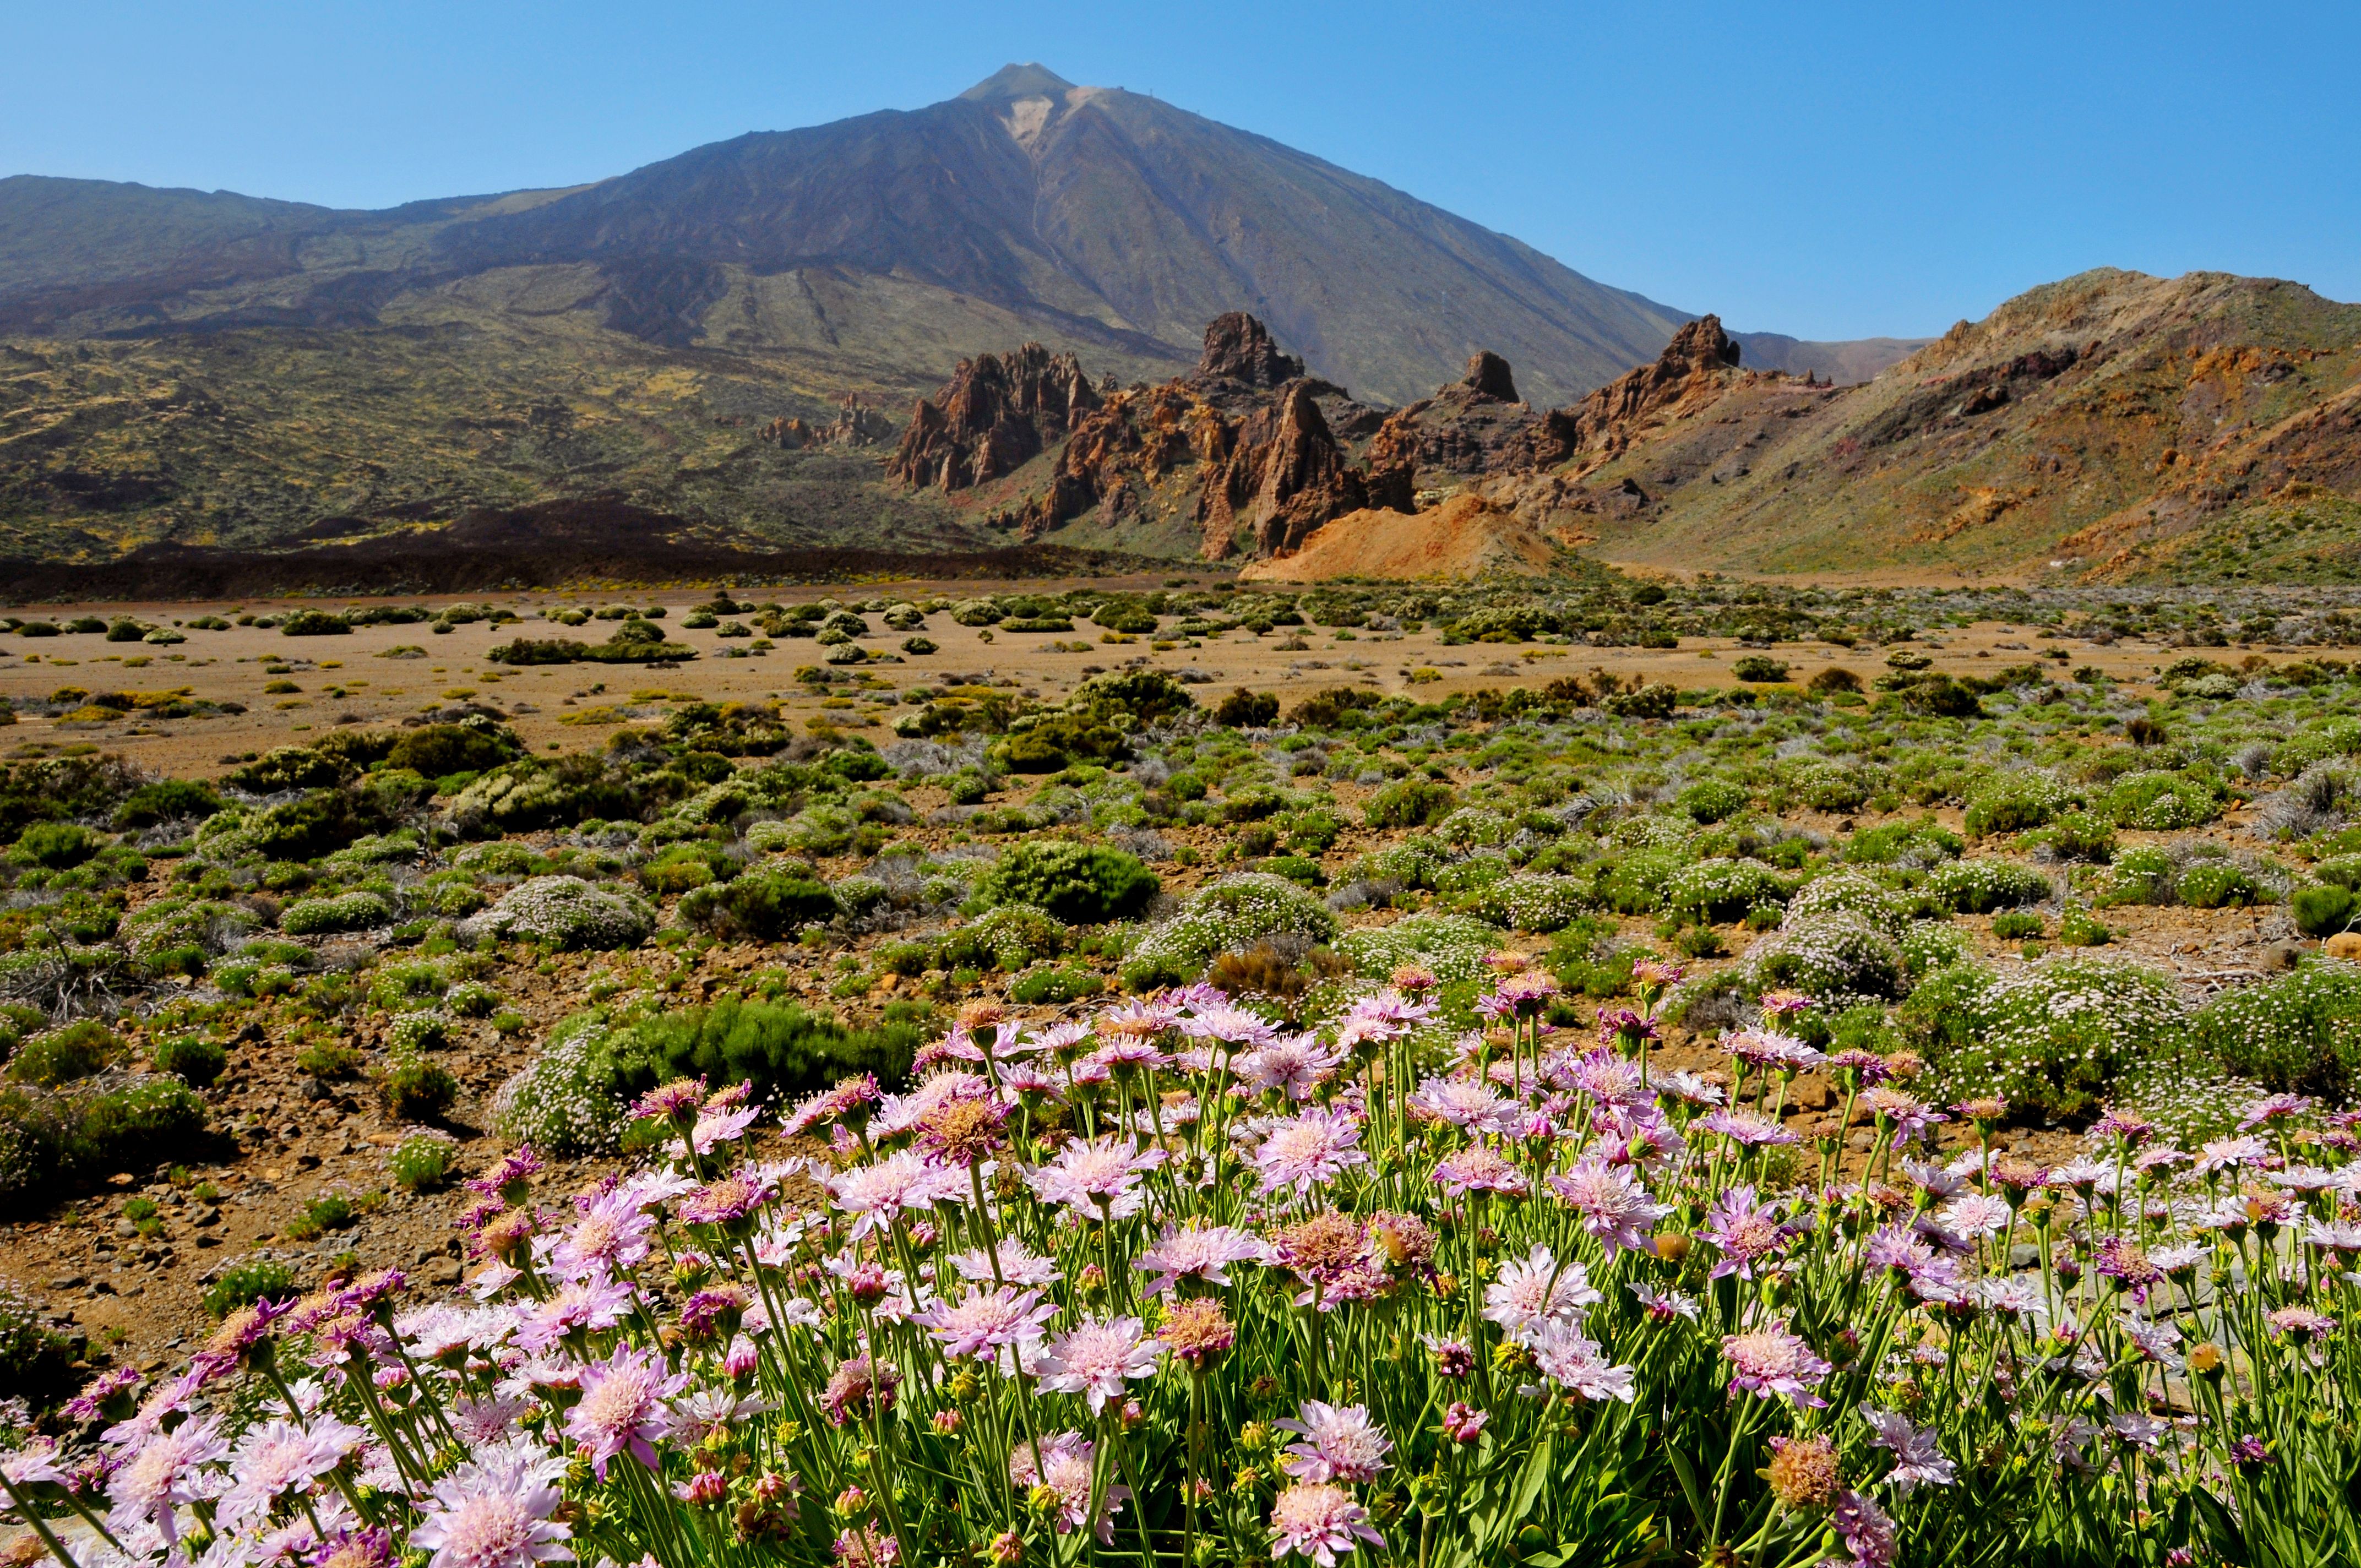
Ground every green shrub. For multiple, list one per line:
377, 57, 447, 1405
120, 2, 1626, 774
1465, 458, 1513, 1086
388, 1011, 449, 1053
383, 1058, 458, 1121
681, 865, 837, 939
1593, 849, 1689, 916
445, 980, 501, 1018
203, 1256, 295, 1316
1845, 817, 1961, 865
620, 999, 919, 1105
151, 1034, 227, 1087
1365, 777, 1456, 829
389, 1133, 456, 1191
2099, 845, 2178, 906
2058, 907, 2112, 947
2197, 961, 2361, 1099
1602, 683, 1677, 720
1124, 873, 1339, 989
1781, 758, 1879, 813
2019, 810, 2117, 864
1992, 911, 2045, 940
1898, 920, 1973, 977
1462, 873, 1592, 932
10, 822, 100, 869
1675, 778, 1749, 824
474, 876, 655, 949
940, 905, 1067, 972
1731, 655, 1789, 683
1923, 859, 2051, 914
1963, 770, 2074, 836
280, 609, 351, 636
282, 891, 395, 935
1906, 957, 2191, 1123
0, 1282, 80, 1406
2101, 770, 2221, 830
2177, 861, 2263, 909
1661, 858, 1791, 922
973, 841, 1157, 924
298, 1042, 366, 1081
386, 722, 520, 779
1338, 914, 1500, 986
2293, 884, 2358, 937
0, 1076, 213, 1209
8, 1022, 118, 1087
1212, 689, 1279, 727
1009, 963, 1105, 1005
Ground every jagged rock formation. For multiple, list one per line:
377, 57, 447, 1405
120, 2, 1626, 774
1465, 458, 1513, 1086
761, 394, 895, 450
1195, 312, 1306, 389
885, 345, 1101, 489
1559, 315, 1747, 457
891, 314, 1412, 560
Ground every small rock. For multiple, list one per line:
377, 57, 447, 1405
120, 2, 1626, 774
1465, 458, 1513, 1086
48, 1273, 85, 1289
194, 1234, 221, 1249
112, 1220, 138, 1239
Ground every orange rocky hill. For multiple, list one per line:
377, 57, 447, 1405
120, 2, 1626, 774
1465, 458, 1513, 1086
888, 271, 2361, 585
1237, 493, 1565, 582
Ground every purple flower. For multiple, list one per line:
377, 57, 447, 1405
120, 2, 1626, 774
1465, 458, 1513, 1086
1697, 1108, 1800, 1147
1831, 1490, 1896, 1568
912, 1287, 1055, 1362
106, 1417, 229, 1547
1010, 1430, 1129, 1542
1408, 1075, 1519, 1136
1545, 1160, 1668, 1257
1526, 1320, 1637, 1403
1276, 1401, 1393, 1483
1268, 1482, 1385, 1566
1035, 1316, 1161, 1414
1702, 1184, 1799, 1281
781, 1073, 880, 1138
1252, 1108, 1368, 1200
410, 1441, 574, 1568
1722, 1321, 1832, 1408
560, 1344, 684, 1477
1133, 1223, 1272, 1296
1482, 1244, 1599, 1344
1434, 1145, 1530, 1199
1859, 1405, 1954, 1495
1028, 1136, 1166, 1219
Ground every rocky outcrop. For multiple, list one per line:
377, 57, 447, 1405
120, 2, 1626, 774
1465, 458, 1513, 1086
885, 345, 1101, 489
892, 314, 1409, 560
1362, 350, 1571, 481
1559, 314, 1744, 457
1195, 312, 1306, 389
1461, 350, 1519, 402
763, 394, 894, 450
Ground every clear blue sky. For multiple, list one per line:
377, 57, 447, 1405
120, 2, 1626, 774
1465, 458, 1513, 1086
5, 0, 2354, 341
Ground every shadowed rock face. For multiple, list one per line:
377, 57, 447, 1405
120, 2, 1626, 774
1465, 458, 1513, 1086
1196, 312, 1307, 390
1461, 351, 1520, 402
885, 345, 1101, 490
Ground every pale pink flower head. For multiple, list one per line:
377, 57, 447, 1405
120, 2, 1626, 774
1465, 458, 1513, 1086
1253, 1107, 1367, 1200
1027, 1136, 1166, 1219
1527, 1320, 1637, 1403
912, 1287, 1055, 1362
1722, 1321, 1832, 1408
1134, 1222, 1272, 1296
1034, 1315, 1161, 1414
1482, 1244, 1600, 1344
560, 1344, 684, 1477
1237, 1035, 1349, 1101
410, 1441, 574, 1568
1268, 1482, 1384, 1566
1276, 1401, 1392, 1483
1434, 1144, 1530, 1199
1546, 1159, 1668, 1257
106, 1415, 229, 1547
217, 1416, 365, 1526
1010, 1430, 1128, 1543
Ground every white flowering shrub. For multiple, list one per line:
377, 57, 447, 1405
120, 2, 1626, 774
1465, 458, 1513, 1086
466, 876, 654, 951
1784, 870, 1909, 937
1336, 913, 1500, 983
1123, 872, 1339, 989
2100, 769, 2221, 830
1434, 807, 1511, 849
1733, 911, 1908, 1006
491, 1014, 630, 1154
1906, 956, 2191, 1122
1922, 859, 2052, 914
1464, 873, 1592, 932
387, 1010, 449, 1053
1899, 919, 1973, 977
1780, 757, 1882, 813
2195, 959, 2361, 1098
1611, 813, 1691, 851
280, 891, 395, 936
1431, 852, 1516, 896
1661, 858, 1793, 923
1962, 768, 2075, 836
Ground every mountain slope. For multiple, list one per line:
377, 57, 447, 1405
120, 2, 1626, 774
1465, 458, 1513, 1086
0, 64, 1930, 568
1473, 269, 2361, 581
